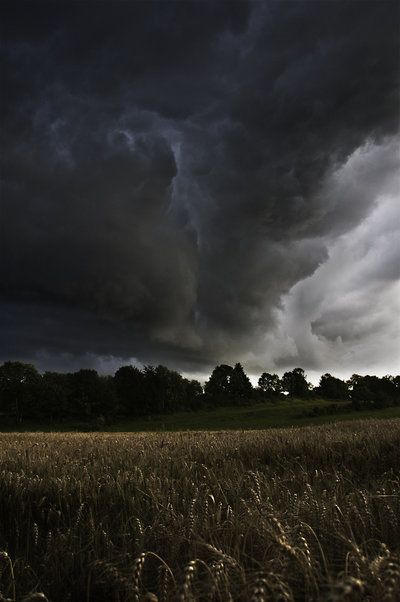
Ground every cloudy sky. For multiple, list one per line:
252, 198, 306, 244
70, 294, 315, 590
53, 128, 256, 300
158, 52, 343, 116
1, 1, 399, 381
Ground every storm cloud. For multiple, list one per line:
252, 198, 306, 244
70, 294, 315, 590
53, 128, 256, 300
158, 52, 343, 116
1, 1, 399, 378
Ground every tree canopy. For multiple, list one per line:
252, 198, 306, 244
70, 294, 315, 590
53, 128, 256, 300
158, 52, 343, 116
281, 368, 310, 398
0, 360, 398, 425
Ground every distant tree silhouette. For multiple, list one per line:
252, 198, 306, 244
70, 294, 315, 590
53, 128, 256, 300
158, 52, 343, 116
0, 361, 41, 423
114, 365, 145, 416
282, 368, 310, 398
316, 373, 349, 400
67, 369, 100, 418
375, 375, 398, 407
184, 379, 204, 409
258, 372, 282, 396
204, 364, 233, 404
230, 363, 253, 403
347, 374, 374, 408
348, 374, 398, 409
97, 376, 119, 420
142, 365, 172, 414
41, 372, 71, 422
391, 376, 400, 405
0, 359, 398, 424
205, 363, 252, 404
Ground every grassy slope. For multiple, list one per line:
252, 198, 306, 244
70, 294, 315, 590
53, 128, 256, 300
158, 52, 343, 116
113, 398, 400, 432
2, 397, 400, 432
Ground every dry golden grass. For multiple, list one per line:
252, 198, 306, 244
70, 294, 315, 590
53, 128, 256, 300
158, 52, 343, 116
0, 419, 399, 600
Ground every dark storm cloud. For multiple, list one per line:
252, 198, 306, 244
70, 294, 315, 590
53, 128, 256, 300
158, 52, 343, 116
1, 1, 399, 374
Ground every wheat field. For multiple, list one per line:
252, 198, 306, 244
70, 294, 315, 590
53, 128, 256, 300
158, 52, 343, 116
0, 419, 399, 601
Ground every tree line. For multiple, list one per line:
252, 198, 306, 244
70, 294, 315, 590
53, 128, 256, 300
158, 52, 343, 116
0, 360, 399, 425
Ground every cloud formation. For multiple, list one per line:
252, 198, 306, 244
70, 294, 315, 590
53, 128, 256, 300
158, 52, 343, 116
252, 139, 400, 381
1, 1, 399, 377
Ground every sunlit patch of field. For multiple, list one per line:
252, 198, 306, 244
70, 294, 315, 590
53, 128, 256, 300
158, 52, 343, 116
0, 419, 399, 601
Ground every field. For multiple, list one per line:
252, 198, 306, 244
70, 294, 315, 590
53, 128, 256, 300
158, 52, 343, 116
0, 419, 399, 601
110, 399, 400, 432
3, 398, 400, 433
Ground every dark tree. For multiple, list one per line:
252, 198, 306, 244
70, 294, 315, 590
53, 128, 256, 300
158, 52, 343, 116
184, 379, 204, 409
347, 374, 374, 408
374, 375, 399, 407
316, 373, 349, 400
96, 376, 119, 420
142, 365, 190, 414
392, 375, 400, 405
0, 361, 41, 423
258, 372, 282, 396
204, 364, 233, 403
114, 365, 145, 416
68, 369, 106, 418
114, 365, 202, 416
204, 363, 252, 405
230, 363, 253, 403
348, 374, 399, 409
41, 371, 72, 421
282, 368, 310, 398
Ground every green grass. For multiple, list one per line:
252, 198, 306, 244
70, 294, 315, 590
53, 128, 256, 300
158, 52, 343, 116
2, 397, 400, 432
107, 398, 400, 432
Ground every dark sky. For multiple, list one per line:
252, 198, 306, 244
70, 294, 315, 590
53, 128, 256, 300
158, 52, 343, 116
1, 1, 399, 380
